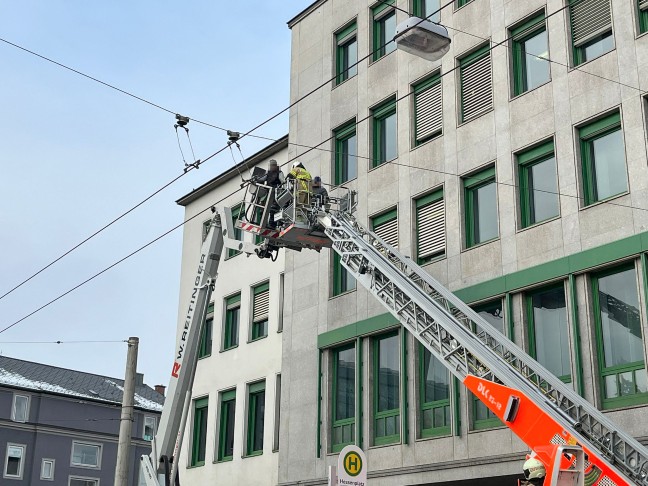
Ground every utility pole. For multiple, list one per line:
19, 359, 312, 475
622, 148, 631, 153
115, 337, 139, 486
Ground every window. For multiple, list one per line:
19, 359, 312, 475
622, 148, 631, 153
459, 44, 492, 123
372, 1, 396, 61
251, 282, 270, 341
41, 459, 55, 480
413, 0, 440, 22
472, 301, 504, 429
218, 389, 236, 462
273, 374, 282, 452
199, 317, 213, 359
456, 0, 473, 7
371, 208, 398, 248
373, 331, 400, 445
372, 97, 397, 167
71, 442, 101, 469
69, 477, 99, 486
420, 346, 451, 438
569, 0, 613, 66
413, 73, 442, 145
334, 120, 358, 185
579, 112, 627, 205
143, 416, 156, 441
4, 444, 25, 479
415, 189, 445, 264
202, 219, 211, 242
592, 265, 648, 408
331, 344, 356, 452
332, 252, 356, 296
11, 394, 29, 422
526, 286, 571, 383
336, 22, 358, 85
511, 13, 550, 96
464, 166, 498, 248
191, 397, 208, 466
223, 293, 240, 350
227, 203, 244, 258
278, 273, 284, 333
518, 140, 559, 227
640, 0, 648, 34
247, 381, 266, 456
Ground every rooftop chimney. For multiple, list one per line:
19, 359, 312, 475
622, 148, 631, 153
154, 385, 166, 397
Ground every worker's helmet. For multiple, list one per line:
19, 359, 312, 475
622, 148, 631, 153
292, 161, 304, 169
523, 458, 546, 480
268, 159, 278, 168
313, 176, 322, 186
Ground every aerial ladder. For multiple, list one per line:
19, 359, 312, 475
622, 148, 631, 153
141, 171, 648, 486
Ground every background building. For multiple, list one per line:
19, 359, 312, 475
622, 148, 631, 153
0, 355, 164, 485
175, 136, 288, 485
279, 0, 648, 484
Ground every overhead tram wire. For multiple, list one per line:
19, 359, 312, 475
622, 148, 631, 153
0, 339, 127, 344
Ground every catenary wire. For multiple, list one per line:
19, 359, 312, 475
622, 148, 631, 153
0, 339, 127, 344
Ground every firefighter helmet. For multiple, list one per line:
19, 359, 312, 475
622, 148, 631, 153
523, 458, 546, 480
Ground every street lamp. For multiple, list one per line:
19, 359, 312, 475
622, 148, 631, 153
394, 17, 451, 62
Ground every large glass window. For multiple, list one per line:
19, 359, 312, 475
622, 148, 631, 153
518, 140, 559, 227
71, 442, 101, 468
251, 282, 270, 341
579, 112, 627, 205
415, 189, 445, 264
223, 293, 240, 350
218, 389, 236, 462
4, 444, 25, 479
227, 203, 244, 259
569, 0, 613, 65
191, 397, 208, 466
11, 394, 29, 423
412, 73, 442, 146
420, 346, 451, 438
334, 120, 358, 185
640, 0, 648, 34
247, 381, 266, 455
511, 13, 550, 96
332, 344, 356, 452
372, 97, 398, 167
413, 0, 440, 22
373, 332, 400, 445
336, 23, 358, 85
527, 286, 571, 383
199, 316, 213, 359
143, 416, 156, 441
371, 208, 398, 249
464, 166, 498, 248
332, 252, 356, 296
458, 45, 492, 123
372, 1, 396, 61
593, 265, 648, 408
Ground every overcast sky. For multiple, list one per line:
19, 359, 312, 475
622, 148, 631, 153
0, 1, 311, 388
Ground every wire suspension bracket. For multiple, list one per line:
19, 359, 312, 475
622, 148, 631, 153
174, 114, 200, 172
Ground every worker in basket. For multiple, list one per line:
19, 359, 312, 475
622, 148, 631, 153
519, 457, 546, 485
286, 161, 312, 205
253, 159, 285, 228
312, 176, 328, 206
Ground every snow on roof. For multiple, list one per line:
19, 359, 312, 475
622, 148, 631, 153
0, 356, 164, 412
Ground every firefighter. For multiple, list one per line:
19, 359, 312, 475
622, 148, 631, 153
286, 161, 312, 204
520, 457, 546, 485
257, 159, 285, 187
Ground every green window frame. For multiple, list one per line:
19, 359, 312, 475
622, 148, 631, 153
336, 22, 358, 85
569, 0, 613, 66
471, 300, 505, 430
511, 13, 550, 96
246, 381, 266, 456
415, 189, 445, 264
372, 96, 398, 168
217, 389, 236, 462
372, 331, 401, 446
592, 264, 648, 409
199, 317, 213, 359
464, 166, 498, 248
456, 0, 473, 7
413, 73, 442, 146
518, 139, 558, 228
525, 284, 572, 384
579, 112, 627, 206
251, 282, 270, 341
227, 203, 244, 259
331, 343, 356, 452
413, 0, 440, 22
640, 0, 648, 34
419, 345, 451, 438
371, 208, 398, 249
223, 293, 240, 351
372, 0, 396, 62
334, 120, 358, 185
458, 45, 493, 123
191, 397, 208, 467
332, 252, 356, 297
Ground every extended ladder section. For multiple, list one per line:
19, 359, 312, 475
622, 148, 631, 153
319, 210, 648, 486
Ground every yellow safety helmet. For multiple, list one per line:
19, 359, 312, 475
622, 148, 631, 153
523, 458, 546, 480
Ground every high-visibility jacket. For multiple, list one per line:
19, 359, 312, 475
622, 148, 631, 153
288, 167, 312, 192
